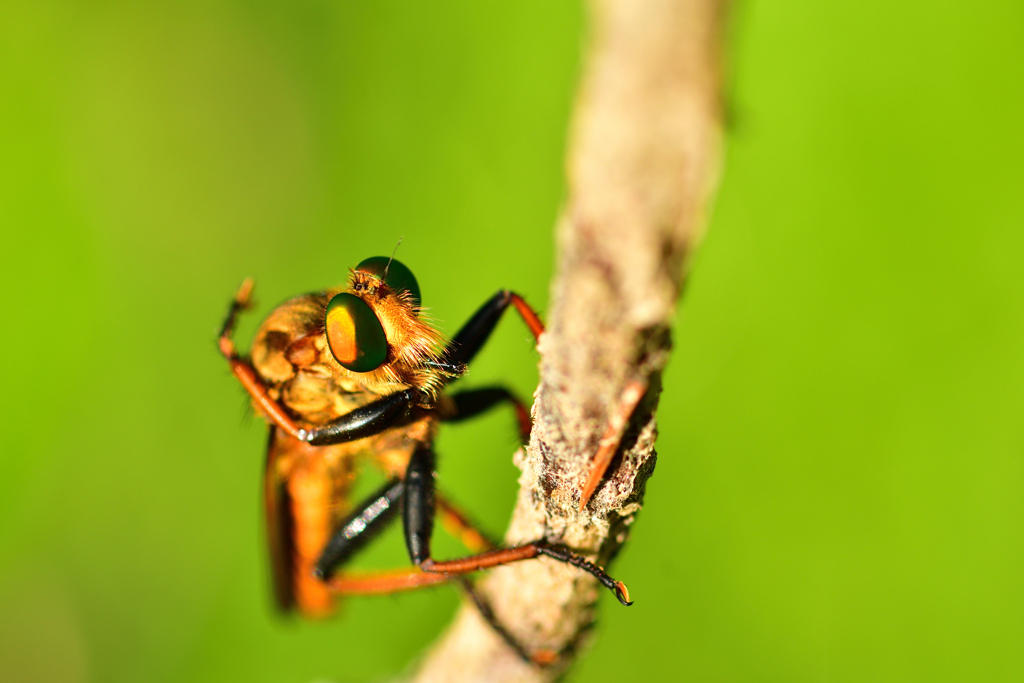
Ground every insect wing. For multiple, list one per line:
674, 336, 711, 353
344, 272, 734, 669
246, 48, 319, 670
263, 427, 297, 613
264, 428, 346, 618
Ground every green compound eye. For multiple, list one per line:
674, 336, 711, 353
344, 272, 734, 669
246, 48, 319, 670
325, 293, 388, 372
355, 256, 421, 309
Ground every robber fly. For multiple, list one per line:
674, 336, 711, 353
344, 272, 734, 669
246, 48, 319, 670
218, 256, 631, 654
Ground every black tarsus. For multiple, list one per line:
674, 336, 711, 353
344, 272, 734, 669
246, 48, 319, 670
398, 444, 634, 606
535, 543, 634, 606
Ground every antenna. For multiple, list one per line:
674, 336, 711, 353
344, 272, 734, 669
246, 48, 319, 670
385, 236, 404, 278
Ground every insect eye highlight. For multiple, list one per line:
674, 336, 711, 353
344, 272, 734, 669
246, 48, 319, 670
325, 293, 388, 372
355, 256, 421, 309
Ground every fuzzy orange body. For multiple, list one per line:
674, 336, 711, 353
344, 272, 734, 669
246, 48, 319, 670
250, 270, 451, 617
220, 261, 635, 663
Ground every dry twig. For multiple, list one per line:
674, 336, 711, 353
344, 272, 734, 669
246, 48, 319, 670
411, 1, 725, 680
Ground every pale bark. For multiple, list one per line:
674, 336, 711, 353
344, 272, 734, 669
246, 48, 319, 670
411, 1, 725, 680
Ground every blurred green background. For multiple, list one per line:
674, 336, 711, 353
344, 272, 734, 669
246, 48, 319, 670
2, 1, 1022, 681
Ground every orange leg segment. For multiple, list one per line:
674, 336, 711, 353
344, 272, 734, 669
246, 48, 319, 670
421, 544, 538, 573
328, 568, 453, 595
578, 378, 648, 512
435, 493, 498, 554
420, 542, 632, 606
219, 279, 305, 441
508, 292, 545, 341
511, 399, 533, 444
329, 569, 563, 667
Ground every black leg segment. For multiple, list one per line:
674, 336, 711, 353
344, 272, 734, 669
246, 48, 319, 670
402, 445, 436, 566
456, 577, 550, 665
302, 389, 415, 445
219, 279, 252, 342
444, 387, 519, 422
443, 386, 532, 443
443, 290, 516, 366
314, 479, 404, 580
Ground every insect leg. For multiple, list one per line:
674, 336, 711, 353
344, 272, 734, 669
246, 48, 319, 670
441, 386, 532, 443
218, 277, 253, 346
219, 280, 309, 441
224, 357, 307, 439
435, 492, 498, 553
327, 568, 453, 594
444, 291, 544, 366
578, 377, 649, 511
314, 479, 404, 580
222, 358, 413, 445
219, 281, 414, 445
330, 566, 562, 666
456, 577, 559, 667
316, 488, 552, 666
403, 445, 437, 566
315, 479, 499, 584
425, 543, 632, 605
316, 480, 454, 596
402, 447, 633, 606
301, 389, 415, 445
